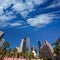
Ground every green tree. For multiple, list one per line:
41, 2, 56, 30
3, 41, 10, 49
29, 51, 34, 58
54, 38, 60, 55
7, 48, 12, 57
19, 52, 25, 58
13, 48, 18, 58
25, 47, 29, 59
53, 38, 60, 59
1, 41, 10, 57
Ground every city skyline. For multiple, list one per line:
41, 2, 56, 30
0, 0, 60, 49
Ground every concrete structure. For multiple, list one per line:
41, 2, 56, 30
2, 58, 44, 60
38, 41, 41, 48
20, 39, 25, 52
0, 31, 4, 38
16, 39, 24, 53
40, 40, 55, 59
0, 31, 5, 47
16, 37, 30, 53
38, 41, 41, 57
24, 37, 30, 53
31, 46, 37, 57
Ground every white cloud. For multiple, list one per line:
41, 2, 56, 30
0, 0, 59, 29
10, 23, 22, 27
0, 0, 16, 15
18, 26, 28, 28
32, 0, 46, 5
0, 0, 46, 19
0, 11, 16, 28
20, 11, 29, 18
12, 0, 46, 17
0, 15, 15, 22
12, 1, 34, 17
46, 0, 60, 8
26, 1, 34, 12
12, 2, 26, 12
0, 0, 16, 28
27, 14, 54, 28
0, 21, 9, 28
0, 0, 46, 20
0, 6, 4, 15
25, 0, 46, 6
10, 21, 25, 27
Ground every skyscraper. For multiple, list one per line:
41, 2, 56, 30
38, 41, 41, 48
40, 40, 55, 59
24, 37, 30, 53
20, 39, 25, 52
38, 41, 41, 57
16, 37, 30, 53
16, 39, 25, 53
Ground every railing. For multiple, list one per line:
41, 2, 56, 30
0, 58, 43, 60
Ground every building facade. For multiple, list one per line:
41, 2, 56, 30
31, 46, 37, 57
40, 40, 55, 59
38, 41, 41, 57
16, 39, 25, 53
24, 37, 30, 53
16, 37, 30, 54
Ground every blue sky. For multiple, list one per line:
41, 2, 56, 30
0, 0, 60, 49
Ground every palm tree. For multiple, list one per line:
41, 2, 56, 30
13, 48, 18, 58
29, 51, 34, 59
53, 38, 60, 59
0, 47, 4, 58
54, 40, 60, 55
25, 47, 29, 59
19, 52, 25, 58
2, 41, 10, 57
7, 48, 12, 57
3, 41, 10, 49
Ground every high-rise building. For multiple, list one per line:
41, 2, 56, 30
20, 39, 24, 52
38, 41, 41, 57
38, 41, 41, 48
40, 40, 55, 59
24, 37, 30, 53
25, 37, 30, 49
16, 39, 25, 53
16, 37, 30, 53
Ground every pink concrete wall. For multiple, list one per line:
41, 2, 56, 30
3, 58, 26, 60
0, 58, 43, 60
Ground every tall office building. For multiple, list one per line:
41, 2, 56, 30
16, 39, 25, 53
16, 39, 24, 52
24, 37, 30, 53
20, 39, 25, 52
38, 41, 41, 48
38, 41, 41, 57
40, 40, 55, 59
16, 37, 30, 53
